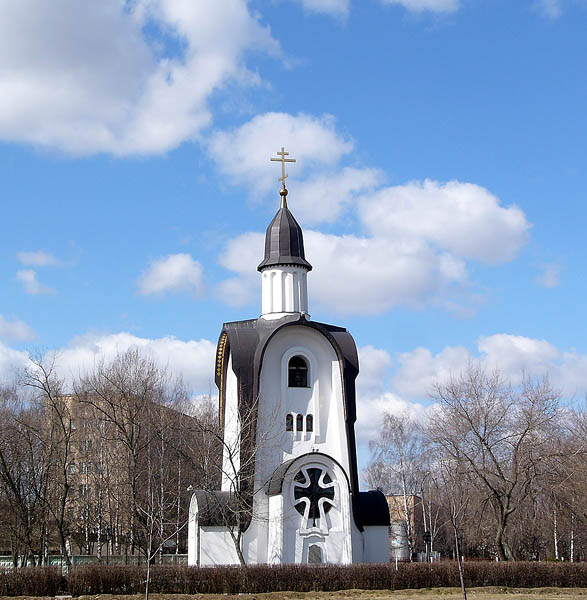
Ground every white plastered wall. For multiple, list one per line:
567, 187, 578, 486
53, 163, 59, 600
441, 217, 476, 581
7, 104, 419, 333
261, 266, 309, 319
187, 494, 241, 566
221, 353, 240, 492
253, 326, 350, 495
199, 528, 240, 565
187, 493, 198, 566
362, 526, 391, 563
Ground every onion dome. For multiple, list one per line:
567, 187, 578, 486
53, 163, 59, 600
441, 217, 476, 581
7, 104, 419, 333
257, 188, 312, 272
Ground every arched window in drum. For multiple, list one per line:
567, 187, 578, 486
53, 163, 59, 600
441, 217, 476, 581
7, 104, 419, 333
286, 413, 294, 431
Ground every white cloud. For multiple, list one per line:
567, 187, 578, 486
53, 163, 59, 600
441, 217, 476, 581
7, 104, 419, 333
218, 228, 469, 315
308, 231, 468, 314
355, 345, 428, 447
535, 262, 561, 288
0, 0, 279, 155
0, 331, 216, 393
294, 167, 384, 225
535, 0, 563, 18
16, 269, 56, 295
217, 175, 530, 315
357, 345, 393, 397
218, 232, 263, 275
390, 345, 471, 399
0, 316, 36, 342
356, 334, 587, 449
360, 180, 530, 265
55, 332, 216, 391
216, 232, 262, 306
477, 333, 562, 378
356, 391, 428, 448
138, 253, 205, 297
210, 112, 529, 314
0, 341, 29, 381
294, 0, 350, 17
216, 231, 263, 306
207, 112, 354, 198
390, 333, 587, 401
379, 0, 459, 13
17, 250, 61, 267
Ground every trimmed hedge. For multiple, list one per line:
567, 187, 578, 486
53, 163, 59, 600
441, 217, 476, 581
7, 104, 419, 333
0, 566, 62, 596
5, 561, 587, 596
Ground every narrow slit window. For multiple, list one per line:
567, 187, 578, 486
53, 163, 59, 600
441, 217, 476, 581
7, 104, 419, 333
296, 414, 304, 432
306, 414, 313, 432
288, 356, 308, 387
286, 413, 293, 432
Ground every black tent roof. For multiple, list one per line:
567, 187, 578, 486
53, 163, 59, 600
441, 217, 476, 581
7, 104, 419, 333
257, 191, 312, 272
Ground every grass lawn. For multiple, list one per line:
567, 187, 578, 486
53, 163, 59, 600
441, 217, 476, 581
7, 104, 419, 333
3, 588, 587, 600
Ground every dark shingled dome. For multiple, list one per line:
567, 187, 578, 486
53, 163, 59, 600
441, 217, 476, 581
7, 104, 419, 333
257, 198, 312, 272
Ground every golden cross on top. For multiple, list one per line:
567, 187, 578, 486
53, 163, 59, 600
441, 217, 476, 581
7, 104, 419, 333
270, 147, 296, 189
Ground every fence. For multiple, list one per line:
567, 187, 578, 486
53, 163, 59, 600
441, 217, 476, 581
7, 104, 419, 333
0, 554, 187, 570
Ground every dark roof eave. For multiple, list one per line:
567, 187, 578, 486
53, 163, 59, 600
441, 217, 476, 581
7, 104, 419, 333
257, 257, 312, 271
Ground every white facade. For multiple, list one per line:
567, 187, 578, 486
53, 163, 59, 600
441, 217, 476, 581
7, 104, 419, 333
242, 325, 360, 564
188, 191, 390, 566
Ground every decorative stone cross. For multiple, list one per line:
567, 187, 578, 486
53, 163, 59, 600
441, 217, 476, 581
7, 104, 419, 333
270, 147, 296, 189
293, 468, 335, 526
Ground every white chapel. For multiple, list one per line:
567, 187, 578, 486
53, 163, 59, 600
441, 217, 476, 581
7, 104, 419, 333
188, 148, 390, 566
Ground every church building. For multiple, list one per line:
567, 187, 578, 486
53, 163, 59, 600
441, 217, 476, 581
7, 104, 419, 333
188, 148, 390, 565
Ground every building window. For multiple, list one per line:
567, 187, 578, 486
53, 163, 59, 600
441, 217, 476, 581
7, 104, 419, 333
293, 468, 335, 527
288, 356, 308, 387
286, 414, 294, 431
308, 544, 323, 564
306, 414, 313, 432
296, 414, 303, 431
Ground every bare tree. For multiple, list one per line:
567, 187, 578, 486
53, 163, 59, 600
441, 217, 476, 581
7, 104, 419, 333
0, 384, 49, 565
21, 355, 76, 566
368, 410, 425, 560
429, 364, 561, 561
435, 454, 470, 600
76, 349, 166, 555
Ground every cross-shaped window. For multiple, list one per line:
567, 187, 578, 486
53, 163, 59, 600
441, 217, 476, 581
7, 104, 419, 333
293, 467, 335, 527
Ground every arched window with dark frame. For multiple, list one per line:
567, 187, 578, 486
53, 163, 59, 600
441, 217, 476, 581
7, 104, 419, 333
288, 355, 308, 388
286, 413, 293, 431
306, 414, 313, 432
296, 414, 304, 432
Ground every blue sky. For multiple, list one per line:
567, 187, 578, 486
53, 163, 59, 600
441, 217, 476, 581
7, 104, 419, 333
1, 0, 586, 468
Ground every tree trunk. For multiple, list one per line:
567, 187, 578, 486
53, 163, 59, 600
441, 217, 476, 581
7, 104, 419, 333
553, 505, 559, 560
494, 522, 507, 562
228, 525, 246, 565
145, 557, 151, 600
454, 526, 467, 600
570, 512, 575, 563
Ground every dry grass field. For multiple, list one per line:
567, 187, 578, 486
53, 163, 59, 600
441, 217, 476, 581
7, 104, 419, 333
3, 588, 587, 600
